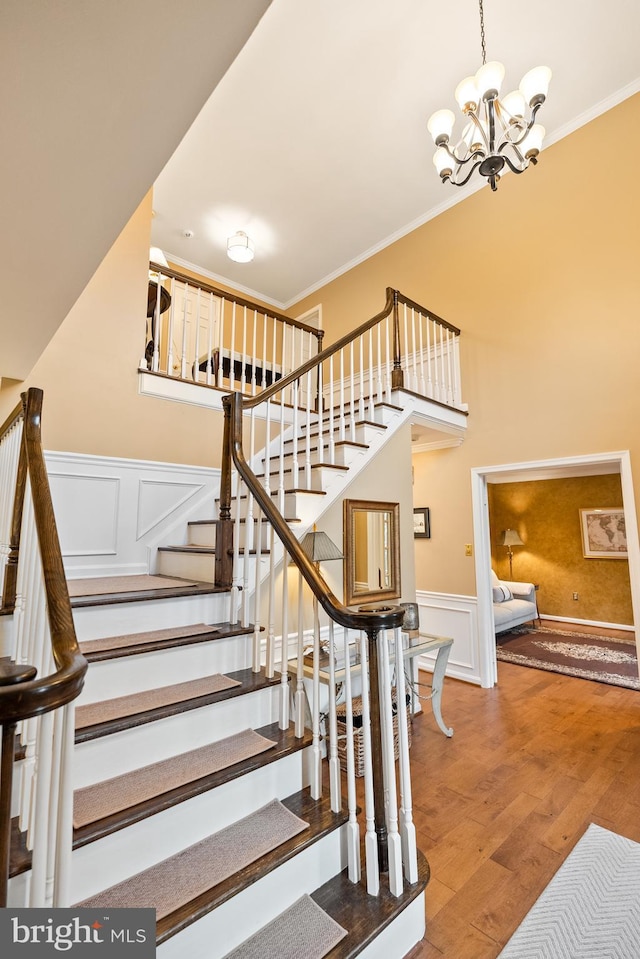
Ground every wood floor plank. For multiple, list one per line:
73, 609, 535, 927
404, 656, 640, 957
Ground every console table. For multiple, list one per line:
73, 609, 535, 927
289, 632, 454, 738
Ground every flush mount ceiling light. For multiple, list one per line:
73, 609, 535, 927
227, 231, 255, 263
427, 0, 551, 192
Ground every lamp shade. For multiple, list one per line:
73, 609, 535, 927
500, 529, 524, 547
299, 530, 343, 564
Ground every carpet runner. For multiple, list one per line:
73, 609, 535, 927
73, 728, 277, 828
68, 574, 198, 597
496, 626, 639, 690
75, 673, 242, 729
80, 623, 218, 655
224, 894, 347, 959
498, 823, 640, 957
76, 799, 309, 918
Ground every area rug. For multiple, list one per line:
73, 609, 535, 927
224, 895, 347, 959
76, 799, 309, 918
67, 574, 198, 597
73, 728, 277, 828
75, 673, 242, 730
496, 626, 639, 690
497, 823, 640, 957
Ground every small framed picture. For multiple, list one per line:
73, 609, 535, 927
579, 508, 627, 558
413, 507, 430, 539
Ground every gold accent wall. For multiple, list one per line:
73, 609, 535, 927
488, 474, 632, 626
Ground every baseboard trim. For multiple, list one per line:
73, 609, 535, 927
541, 614, 635, 632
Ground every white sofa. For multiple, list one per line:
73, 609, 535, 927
491, 569, 538, 634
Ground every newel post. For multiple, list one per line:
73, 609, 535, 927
215, 398, 234, 588
391, 289, 404, 390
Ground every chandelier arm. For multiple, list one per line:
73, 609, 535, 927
449, 159, 484, 188
498, 100, 544, 151
441, 142, 485, 169
500, 152, 530, 175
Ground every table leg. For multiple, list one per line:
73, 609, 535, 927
430, 643, 454, 738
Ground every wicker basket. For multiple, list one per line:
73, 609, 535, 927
335, 693, 412, 777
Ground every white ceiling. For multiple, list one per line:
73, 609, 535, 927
151, 0, 640, 309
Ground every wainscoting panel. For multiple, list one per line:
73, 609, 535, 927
415, 590, 481, 685
46, 452, 220, 579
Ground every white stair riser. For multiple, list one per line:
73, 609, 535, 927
188, 522, 271, 551
156, 550, 216, 582
355, 893, 426, 959
70, 748, 313, 902
73, 686, 281, 787
72, 593, 229, 642
158, 826, 346, 959
78, 633, 253, 704
7, 871, 29, 908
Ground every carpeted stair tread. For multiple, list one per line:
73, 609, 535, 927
73, 728, 278, 829
73, 723, 314, 850
68, 574, 198, 597
76, 673, 241, 730
80, 623, 218, 655
76, 799, 309, 919
224, 894, 347, 959
80, 621, 255, 662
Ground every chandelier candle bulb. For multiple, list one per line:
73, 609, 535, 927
475, 60, 505, 99
519, 65, 552, 106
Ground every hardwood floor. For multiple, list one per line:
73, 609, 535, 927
403, 658, 640, 958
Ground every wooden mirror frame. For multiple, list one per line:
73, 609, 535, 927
343, 498, 401, 607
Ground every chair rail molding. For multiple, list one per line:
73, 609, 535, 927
415, 589, 481, 686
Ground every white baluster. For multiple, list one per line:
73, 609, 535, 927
326, 359, 335, 465
294, 571, 306, 738
310, 596, 322, 799
379, 629, 403, 896
193, 287, 201, 382
279, 549, 290, 730
343, 628, 361, 882
327, 620, 341, 812
385, 315, 392, 401
166, 278, 176, 376
180, 283, 189, 380
216, 297, 226, 388
410, 308, 418, 391
29, 710, 54, 905
241, 306, 248, 394
359, 632, 379, 896
446, 328, 454, 405
418, 311, 426, 395
403, 304, 409, 388
304, 369, 312, 489
53, 702, 76, 906
358, 336, 365, 421
368, 330, 375, 421
339, 349, 346, 442
349, 341, 356, 441
426, 315, 433, 397
229, 301, 237, 391
395, 627, 418, 883
439, 321, 446, 402
452, 334, 461, 407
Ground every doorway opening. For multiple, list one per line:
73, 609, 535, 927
471, 451, 640, 688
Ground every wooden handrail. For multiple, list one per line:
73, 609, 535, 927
0, 390, 87, 720
150, 261, 322, 339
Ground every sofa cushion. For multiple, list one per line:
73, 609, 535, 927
493, 597, 537, 630
493, 584, 513, 603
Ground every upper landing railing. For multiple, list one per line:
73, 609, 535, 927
141, 262, 324, 398
141, 263, 465, 414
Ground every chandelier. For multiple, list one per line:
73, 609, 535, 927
427, 0, 551, 192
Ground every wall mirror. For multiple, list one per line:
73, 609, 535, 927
343, 499, 401, 607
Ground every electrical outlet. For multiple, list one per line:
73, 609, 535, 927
465, 544, 473, 556
572, 592, 579, 601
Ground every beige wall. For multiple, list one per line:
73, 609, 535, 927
0, 192, 226, 467
292, 95, 640, 602
488, 475, 632, 625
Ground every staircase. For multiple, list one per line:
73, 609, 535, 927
2, 289, 467, 958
